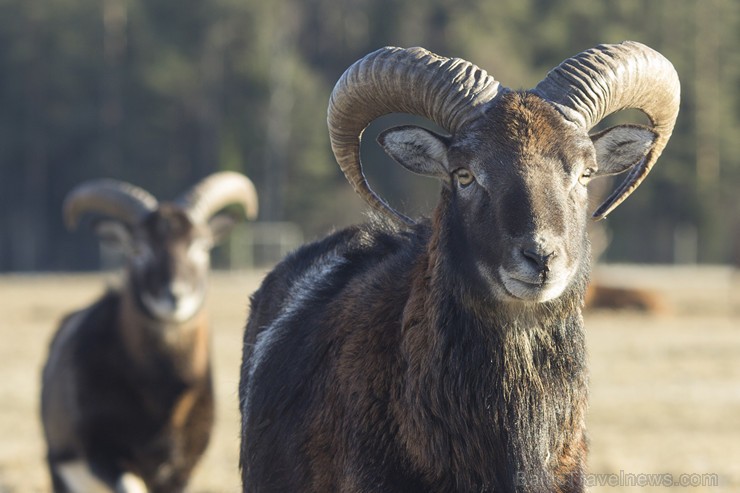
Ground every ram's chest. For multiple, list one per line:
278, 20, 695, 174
118, 296, 212, 381
393, 311, 588, 490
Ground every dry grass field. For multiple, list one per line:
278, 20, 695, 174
1, 265, 738, 492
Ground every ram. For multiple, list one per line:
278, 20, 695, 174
42, 172, 257, 493
240, 42, 679, 492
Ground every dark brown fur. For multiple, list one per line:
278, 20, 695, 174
41, 207, 219, 493
41, 289, 214, 492
240, 91, 654, 492
241, 213, 589, 492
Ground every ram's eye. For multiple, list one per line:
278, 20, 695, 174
579, 167, 596, 186
454, 169, 475, 187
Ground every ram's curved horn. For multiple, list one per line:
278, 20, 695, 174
176, 171, 259, 224
64, 179, 158, 230
534, 41, 680, 219
328, 46, 502, 224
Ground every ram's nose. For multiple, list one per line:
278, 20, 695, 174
521, 248, 556, 273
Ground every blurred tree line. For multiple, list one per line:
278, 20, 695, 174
0, 0, 738, 271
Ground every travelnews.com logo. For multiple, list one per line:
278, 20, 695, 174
517, 470, 720, 488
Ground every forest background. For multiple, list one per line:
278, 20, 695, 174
0, 0, 737, 271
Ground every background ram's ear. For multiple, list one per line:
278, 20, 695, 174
207, 211, 239, 246
377, 125, 451, 180
591, 124, 658, 177
94, 220, 135, 256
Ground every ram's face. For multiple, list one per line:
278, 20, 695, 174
379, 91, 655, 303
131, 205, 212, 322
447, 93, 594, 302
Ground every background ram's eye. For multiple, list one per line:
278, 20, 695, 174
454, 169, 475, 187
579, 167, 596, 186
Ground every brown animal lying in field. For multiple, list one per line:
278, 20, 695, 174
585, 282, 666, 313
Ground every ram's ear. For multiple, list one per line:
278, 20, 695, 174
591, 124, 658, 176
377, 125, 451, 180
207, 212, 239, 246
94, 220, 135, 256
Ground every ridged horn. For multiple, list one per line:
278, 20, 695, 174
177, 171, 259, 224
328, 46, 502, 224
63, 179, 158, 230
533, 41, 680, 220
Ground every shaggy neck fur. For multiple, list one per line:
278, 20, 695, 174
118, 281, 211, 385
397, 198, 590, 492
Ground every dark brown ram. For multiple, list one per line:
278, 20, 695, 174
240, 42, 679, 492
42, 171, 257, 493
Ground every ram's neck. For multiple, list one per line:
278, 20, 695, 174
117, 283, 211, 385
398, 217, 589, 491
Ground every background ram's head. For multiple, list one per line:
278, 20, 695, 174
63, 172, 258, 321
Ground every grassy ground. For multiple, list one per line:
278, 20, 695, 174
0, 265, 738, 492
